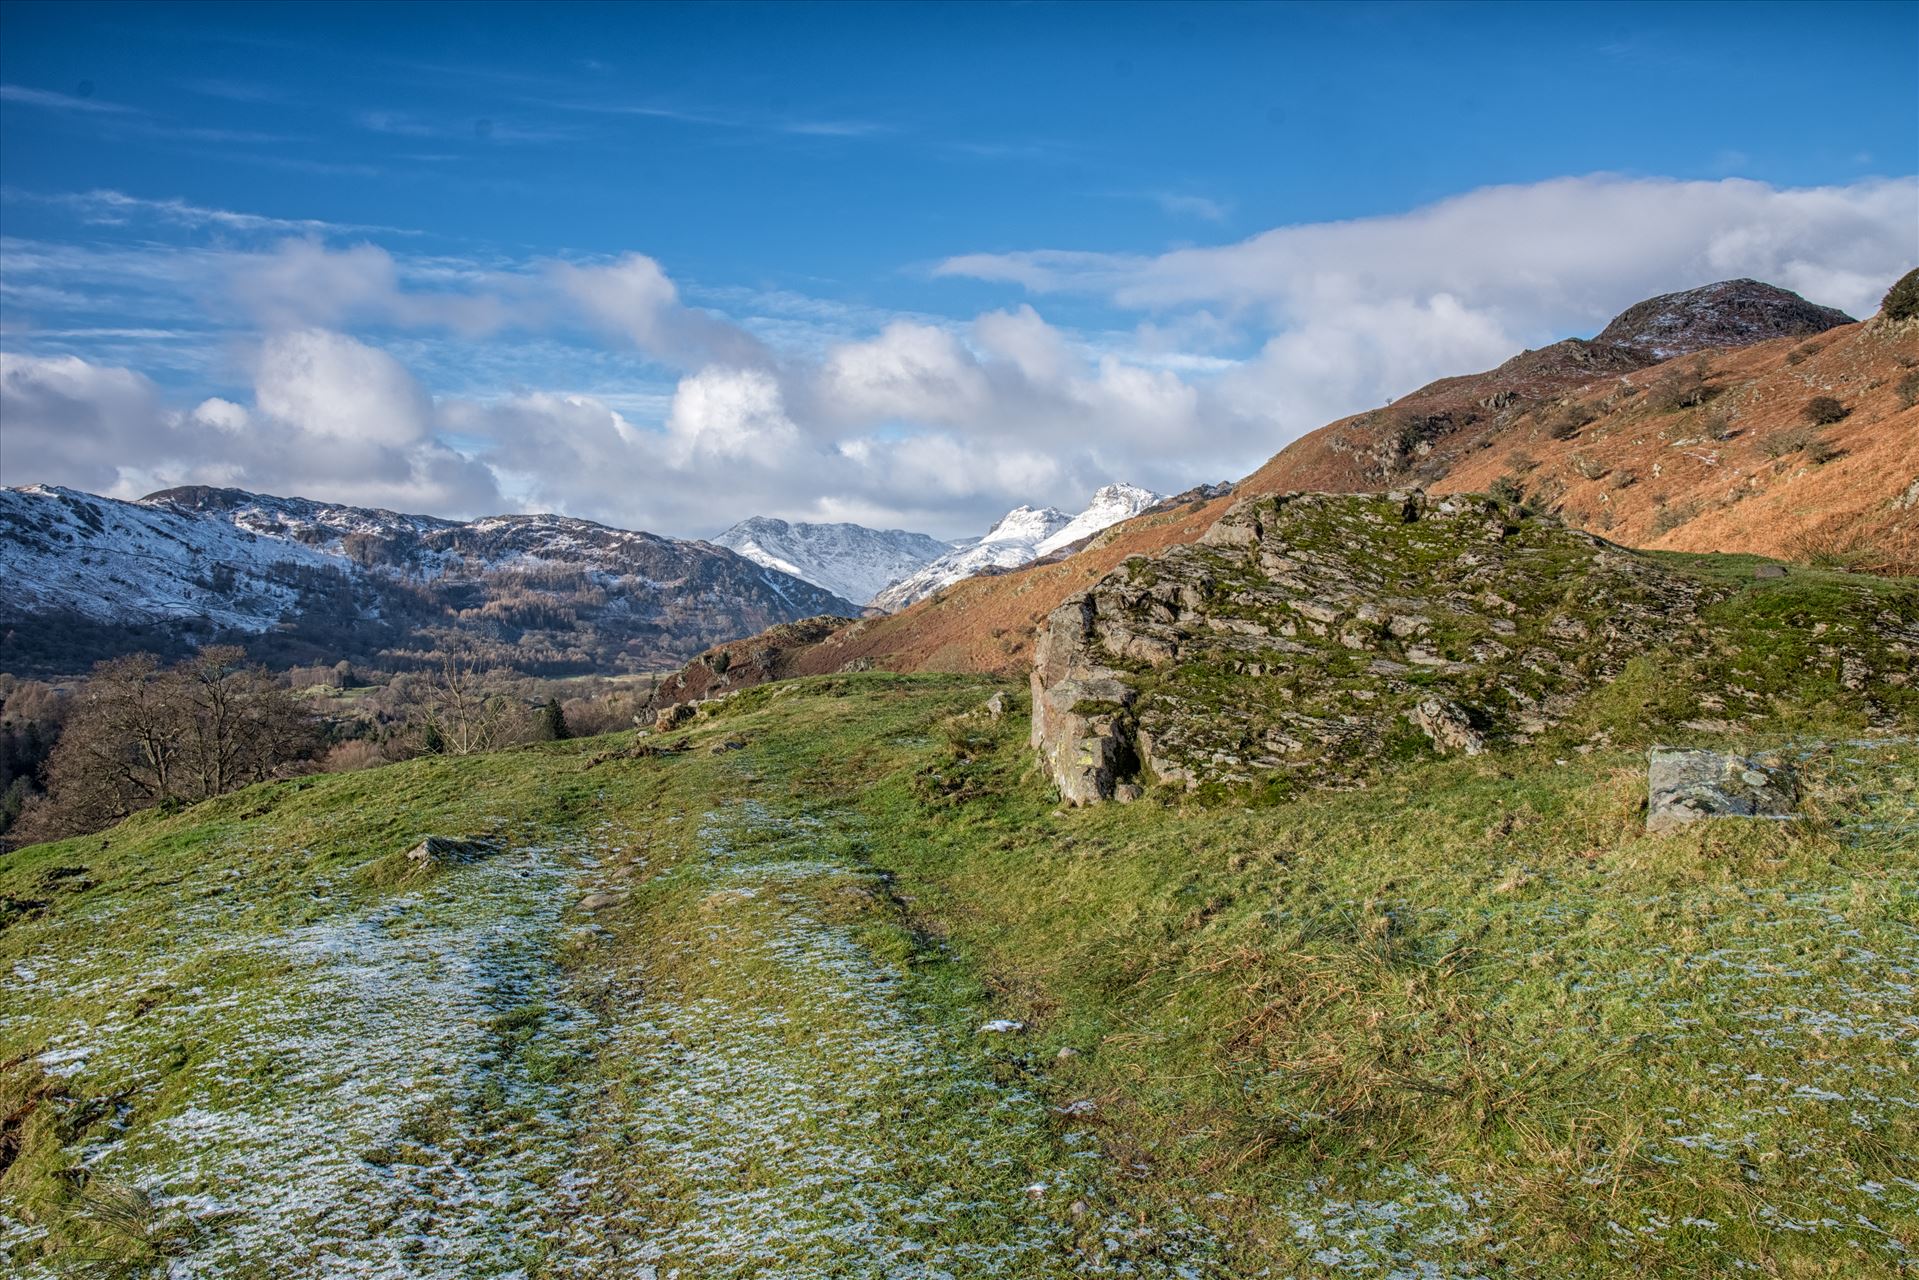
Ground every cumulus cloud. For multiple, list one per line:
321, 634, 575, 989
663, 366, 799, 463
0, 335, 499, 514
253, 329, 432, 442
0, 353, 170, 494
934, 174, 1918, 468
227, 239, 512, 334
816, 322, 990, 427
7, 173, 1914, 539
218, 241, 763, 370
549, 254, 767, 368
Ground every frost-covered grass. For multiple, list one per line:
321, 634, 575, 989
0, 684, 1217, 1276
554, 796, 1212, 1276
3, 673, 1914, 1277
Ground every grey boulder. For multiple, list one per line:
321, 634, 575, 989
1646, 748, 1795, 834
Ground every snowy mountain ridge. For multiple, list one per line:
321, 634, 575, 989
870, 483, 1161, 613
712, 516, 953, 607
0, 483, 856, 675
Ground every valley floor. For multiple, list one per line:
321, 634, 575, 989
2, 675, 1915, 1277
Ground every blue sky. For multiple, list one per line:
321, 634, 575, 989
2, 1, 1915, 537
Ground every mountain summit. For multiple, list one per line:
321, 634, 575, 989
1592, 278, 1855, 359
871, 484, 1161, 612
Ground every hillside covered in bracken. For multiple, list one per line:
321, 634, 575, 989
647, 275, 1918, 704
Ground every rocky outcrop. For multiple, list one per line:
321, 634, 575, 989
1645, 749, 1796, 834
1594, 279, 1853, 359
1032, 487, 1915, 804
1031, 490, 1725, 804
1030, 595, 1139, 806
1409, 697, 1486, 756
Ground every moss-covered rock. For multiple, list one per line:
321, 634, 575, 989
1032, 490, 1916, 803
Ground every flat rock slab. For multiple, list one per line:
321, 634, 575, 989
1647, 748, 1796, 834
405, 835, 505, 867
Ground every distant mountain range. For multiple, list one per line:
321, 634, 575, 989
713, 518, 953, 607
0, 478, 1170, 675
713, 483, 1163, 611
0, 485, 857, 676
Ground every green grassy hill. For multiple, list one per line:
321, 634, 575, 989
3, 561, 1916, 1276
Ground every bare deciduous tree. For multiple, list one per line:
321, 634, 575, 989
20, 647, 317, 840
414, 642, 514, 756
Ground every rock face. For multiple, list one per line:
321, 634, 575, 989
1646, 749, 1796, 834
1032, 490, 1723, 804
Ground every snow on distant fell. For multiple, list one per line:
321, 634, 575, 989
871, 483, 1161, 612
1034, 482, 1161, 556
713, 517, 951, 607
0, 484, 341, 631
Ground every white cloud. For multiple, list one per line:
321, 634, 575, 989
664, 366, 799, 463
228, 239, 510, 334
817, 321, 989, 426
0, 338, 500, 514
253, 329, 432, 443
937, 174, 1917, 325
549, 254, 767, 368
0, 352, 168, 494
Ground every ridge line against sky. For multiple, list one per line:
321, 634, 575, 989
1, 1, 1915, 540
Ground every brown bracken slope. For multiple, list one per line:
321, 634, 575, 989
1429, 319, 1918, 571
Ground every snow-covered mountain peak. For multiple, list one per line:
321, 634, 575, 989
980, 505, 1071, 546
712, 516, 951, 606
1034, 483, 1160, 556
869, 483, 1161, 613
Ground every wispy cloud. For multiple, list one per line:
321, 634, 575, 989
356, 109, 570, 144
175, 77, 297, 104
1152, 191, 1231, 222
356, 110, 440, 138
5, 188, 414, 237
2, 83, 293, 145
0, 83, 139, 115
539, 96, 890, 141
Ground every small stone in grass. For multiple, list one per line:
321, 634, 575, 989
577, 891, 623, 912
404, 835, 503, 867
978, 1019, 1026, 1034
